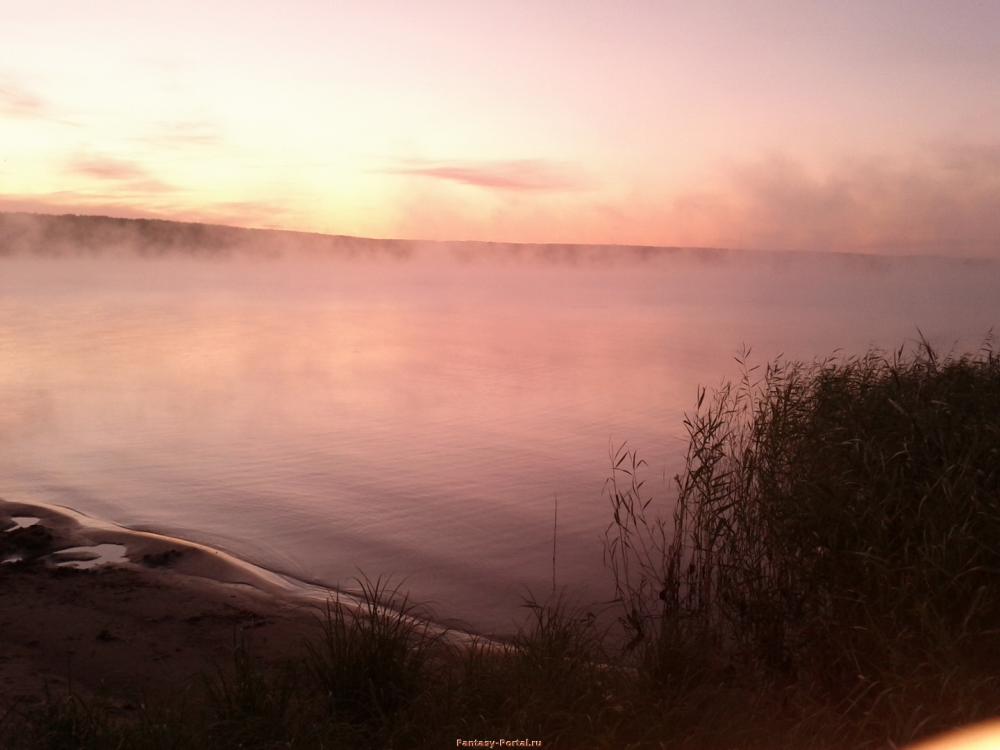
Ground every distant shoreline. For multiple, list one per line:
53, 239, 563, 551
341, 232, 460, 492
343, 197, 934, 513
4, 209, 996, 263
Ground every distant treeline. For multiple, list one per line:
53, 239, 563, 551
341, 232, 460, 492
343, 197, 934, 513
0, 210, 694, 264
0, 212, 416, 260
1, 210, 993, 267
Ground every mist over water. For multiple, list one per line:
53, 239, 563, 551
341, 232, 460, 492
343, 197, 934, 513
1, 222, 998, 632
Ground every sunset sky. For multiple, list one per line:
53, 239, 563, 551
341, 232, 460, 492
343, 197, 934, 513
2, 1, 999, 254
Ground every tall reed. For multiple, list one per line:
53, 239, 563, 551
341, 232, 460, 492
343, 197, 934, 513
606, 336, 1000, 706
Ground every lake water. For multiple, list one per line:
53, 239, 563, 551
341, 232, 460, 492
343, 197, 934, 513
1, 244, 998, 632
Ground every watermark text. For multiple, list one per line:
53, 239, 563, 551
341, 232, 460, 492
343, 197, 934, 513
456, 740, 542, 748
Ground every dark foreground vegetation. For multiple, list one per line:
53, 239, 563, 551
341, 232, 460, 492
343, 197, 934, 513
3, 339, 999, 749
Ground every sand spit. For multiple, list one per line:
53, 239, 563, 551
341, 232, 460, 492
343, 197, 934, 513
0, 496, 478, 713
0, 498, 336, 593
0, 498, 343, 711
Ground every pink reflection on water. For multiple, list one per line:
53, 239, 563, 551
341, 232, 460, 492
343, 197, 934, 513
0, 248, 998, 630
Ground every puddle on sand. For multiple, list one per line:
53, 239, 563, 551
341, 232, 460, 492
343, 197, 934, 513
51, 544, 128, 570
3, 516, 41, 532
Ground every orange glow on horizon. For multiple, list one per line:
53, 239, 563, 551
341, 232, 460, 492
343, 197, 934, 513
2, 1, 999, 255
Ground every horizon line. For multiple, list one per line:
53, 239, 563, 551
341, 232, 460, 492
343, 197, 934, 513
1, 208, 994, 264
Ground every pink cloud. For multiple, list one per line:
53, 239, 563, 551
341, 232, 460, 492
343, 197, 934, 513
0, 192, 293, 232
381, 159, 587, 191
63, 155, 175, 195
68, 156, 153, 181
0, 80, 47, 118
656, 145, 1000, 257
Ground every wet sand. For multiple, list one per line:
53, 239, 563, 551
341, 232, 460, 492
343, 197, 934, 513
0, 498, 324, 711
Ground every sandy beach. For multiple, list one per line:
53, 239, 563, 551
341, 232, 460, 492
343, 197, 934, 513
0, 498, 323, 712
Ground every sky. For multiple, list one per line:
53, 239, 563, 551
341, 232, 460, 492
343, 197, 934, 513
1, 0, 999, 254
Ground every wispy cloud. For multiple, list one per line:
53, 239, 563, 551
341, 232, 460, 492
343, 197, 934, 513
661, 144, 1000, 256
0, 79, 48, 118
65, 155, 175, 194
0, 74, 82, 126
7, 150, 290, 229
136, 120, 223, 149
0, 192, 292, 230
68, 156, 151, 181
380, 158, 588, 191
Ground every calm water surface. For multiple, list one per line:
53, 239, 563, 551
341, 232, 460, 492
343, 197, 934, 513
1, 246, 997, 631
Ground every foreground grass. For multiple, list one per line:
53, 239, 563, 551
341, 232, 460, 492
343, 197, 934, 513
4, 338, 1000, 749
607, 336, 1000, 747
